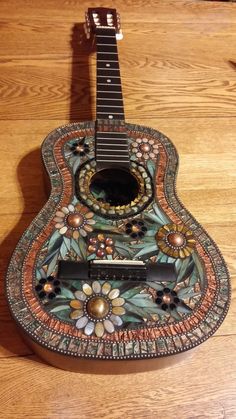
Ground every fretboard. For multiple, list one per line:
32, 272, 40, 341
96, 27, 125, 120
95, 27, 129, 170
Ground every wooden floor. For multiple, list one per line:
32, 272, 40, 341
0, 1, 236, 418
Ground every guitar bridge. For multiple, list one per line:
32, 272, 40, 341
57, 260, 176, 282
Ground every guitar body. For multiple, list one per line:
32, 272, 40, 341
6, 120, 230, 369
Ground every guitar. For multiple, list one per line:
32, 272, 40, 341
6, 7, 230, 371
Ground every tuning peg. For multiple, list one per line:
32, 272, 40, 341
117, 13, 121, 30
116, 30, 123, 41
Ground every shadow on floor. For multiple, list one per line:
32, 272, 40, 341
0, 23, 93, 361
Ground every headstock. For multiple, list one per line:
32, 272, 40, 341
84, 8, 123, 40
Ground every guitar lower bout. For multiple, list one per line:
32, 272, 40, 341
6, 120, 230, 366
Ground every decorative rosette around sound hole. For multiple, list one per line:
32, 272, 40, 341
75, 159, 153, 219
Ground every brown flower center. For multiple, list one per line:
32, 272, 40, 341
76, 145, 84, 153
167, 232, 185, 247
132, 225, 140, 233
140, 143, 151, 153
43, 283, 54, 293
86, 296, 110, 319
67, 213, 84, 228
162, 294, 172, 304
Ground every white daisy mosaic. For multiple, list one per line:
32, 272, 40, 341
70, 281, 126, 337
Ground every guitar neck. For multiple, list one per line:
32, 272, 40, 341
95, 27, 125, 121
95, 27, 129, 170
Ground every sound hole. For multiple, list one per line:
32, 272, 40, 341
90, 168, 140, 206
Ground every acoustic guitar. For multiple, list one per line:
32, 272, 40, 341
6, 8, 230, 371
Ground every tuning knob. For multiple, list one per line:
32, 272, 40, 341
116, 30, 123, 41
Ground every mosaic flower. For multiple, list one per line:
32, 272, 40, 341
131, 138, 159, 161
87, 234, 114, 258
156, 223, 196, 258
54, 203, 95, 239
70, 137, 90, 157
70, 281, 126, 337
125, 219, 147, 239
156, 287, 181, 311
35, 276, 61, 300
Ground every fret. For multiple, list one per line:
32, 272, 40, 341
98, 75, 120, 78
97, 59, 119, 63
97, 83, 122, 90
96, 28, 116, 39
97, 59, 120, 64
97, 111, 124, 115
96, 153, 128, 160
97, 43, 117, 47
97, 99, 123, 105
97, 92, 122, 99
97, 107, 124, 114
97, 159, 129, 163
97, 100, 123, 106
97, 83, 122, 87
97, 105, 124, 109
97, 45, 118, 53
96, 35, 116, 38
96, 132, 126, 136
97, 52, 118, 55
96, 138, 127, 142
96, 140, 127, 144
97, 70, 120, 77
96, 145, 127, 149
97, 89, 122, 93
97, 54, 118, 61
96, 149, 128, 153
96, 140, 127, 143
96, 146, 128, 151
96, 149, 128, 152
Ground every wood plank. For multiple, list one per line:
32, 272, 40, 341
1, 60, 236, 120
1, 47, 236, 119
0, 0, 236, 416
0, 0, 235, 23
1, 21, 236, 61
0, 336, 236, 418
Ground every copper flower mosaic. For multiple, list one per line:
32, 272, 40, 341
156, 223, 196, 258
87, 234, 114, 258
125, 219, 147, 239
131, 137, 159, 161
35, 276, 61, 300
70, 281, 125, 337
70, 137, 90, 157
156, 288, 180, 311
54, 203, 95, 239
